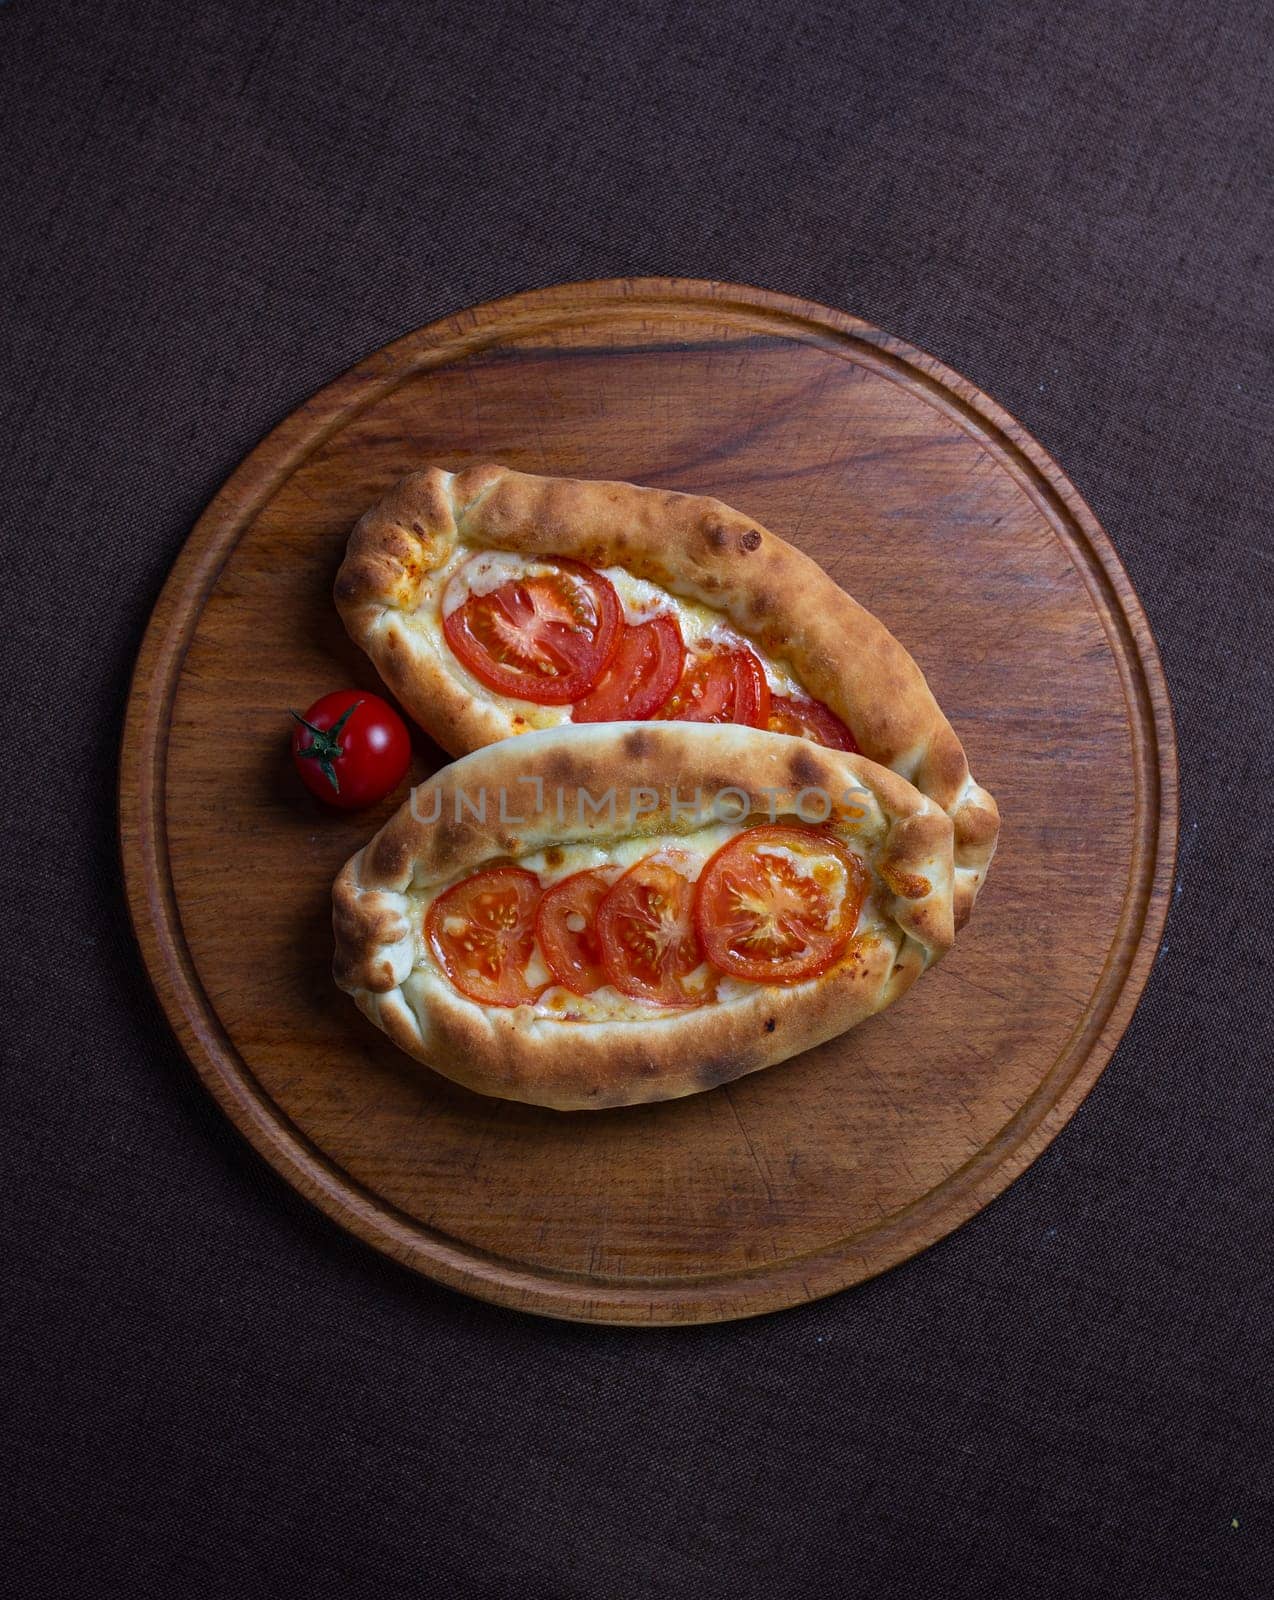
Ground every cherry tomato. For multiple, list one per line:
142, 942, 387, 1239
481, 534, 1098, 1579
535, 869, 614, 994
596, 854, 704, 1006
289, 690, 411, 810
693, 825, 868, 984
426, 867, 545, 1007
656, 644, 772, 727
572, 613, 685, 723
767, 695, 859, 752
442, 557, 621, 704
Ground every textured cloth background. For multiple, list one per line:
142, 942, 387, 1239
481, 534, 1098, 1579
2, 2, 1271, 1596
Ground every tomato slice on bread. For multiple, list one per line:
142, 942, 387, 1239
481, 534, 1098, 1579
572, 613, 684, 723
596, 855, 704, 1006
426, 867, 545, 1007
535, 869, 614, 994
656, 644, 771, 727
694, 825, 868, 984
768, 694, 859, 753
442, 557, 621, 704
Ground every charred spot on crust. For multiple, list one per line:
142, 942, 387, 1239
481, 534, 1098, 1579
764, 1017, 776, 1033
740, 528, 762, 552
750, 589, 776, 618
368, 833, 413, 883
704, 521, 730, 551
545, 749, 586, 785
623, 728, 655, 758
787, 747, 830, 790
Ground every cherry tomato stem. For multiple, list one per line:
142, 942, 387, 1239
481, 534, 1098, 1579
288, 690, 411, 810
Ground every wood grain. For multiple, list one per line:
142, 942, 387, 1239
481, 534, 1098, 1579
118, 278, 1178, 1324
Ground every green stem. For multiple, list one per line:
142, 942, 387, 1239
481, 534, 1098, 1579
289, 700, 363, 794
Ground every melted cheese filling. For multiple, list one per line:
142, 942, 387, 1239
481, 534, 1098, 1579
408, 821, 882, 1024
413, 548, 805, 725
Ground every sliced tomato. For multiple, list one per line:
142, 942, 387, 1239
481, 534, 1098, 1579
768, 694, 859, 753
442, 557, 621, 704
596, 854, 704, 1006
535, 869, 613, 994
572, 613, 685, 723
694, 825, 868, 984
655, 644, 772, 726
426, 867, 545, 1007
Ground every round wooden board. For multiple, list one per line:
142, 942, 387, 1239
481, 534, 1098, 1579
120, 278, 1177, 1325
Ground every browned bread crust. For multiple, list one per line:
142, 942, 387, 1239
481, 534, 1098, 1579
333, 723, 955, 1111
335, 464, 998, 928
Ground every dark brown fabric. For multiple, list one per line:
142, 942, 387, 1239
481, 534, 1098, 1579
1, 1, 1270, 1596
